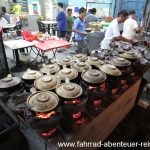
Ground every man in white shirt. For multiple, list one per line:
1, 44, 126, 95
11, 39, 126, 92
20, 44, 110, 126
0, 14, 8, 33
101, 10, 133, 49
122, 10, 141, 40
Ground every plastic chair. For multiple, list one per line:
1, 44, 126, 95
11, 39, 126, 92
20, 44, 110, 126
22, 30, 36, 42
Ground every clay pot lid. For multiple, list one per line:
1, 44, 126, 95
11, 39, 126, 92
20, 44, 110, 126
27, 91, 59, 112
22, 69, 42, 80
40, 64, 60, 74
81, 69, 106, 84
100, 64, 121, 76
111, 57, 131, 67
120, 51, 139, 60
0, 74, 21, 89
56, 78, 82, 99
72, 62, 91, 73
57, 58, 72, 66
87, 56, 104, 68
34, 75, 60, 91
73, 53, 88, 62
56, 68, 78, 81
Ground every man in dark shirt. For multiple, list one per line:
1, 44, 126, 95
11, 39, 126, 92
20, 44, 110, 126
56, 2, 67, 38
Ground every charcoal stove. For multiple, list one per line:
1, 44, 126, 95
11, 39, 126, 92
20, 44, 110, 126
56, 78, 89, 131
24, 107, 61, 138
21, 69, 42, 92
110, 57, 133, 91
0, 74, 24, 95
80, 69, 110, 116
24, 90, 61, 138
100, 64, 123, 101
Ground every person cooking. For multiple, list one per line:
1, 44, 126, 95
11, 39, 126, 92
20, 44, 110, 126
122, 10, 141, 40
101, 10, 133, 50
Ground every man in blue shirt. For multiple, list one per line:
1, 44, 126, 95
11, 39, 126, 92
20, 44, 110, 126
56, 2, 67, 38
73, 7, 89, 54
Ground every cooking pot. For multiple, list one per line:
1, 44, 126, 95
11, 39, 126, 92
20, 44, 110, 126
86, 56, 104, 69
0, 74, 22, 94
72, 53, 88, 62
110, 57, 131, 68
100, 64, 121, 77
22, 69, 42, 84
100, 64, 122, 99
27, 89, 59, 112
56, 78, 82, 99
81, 69, 106, 86
120, 51, 139, 61
71, 61, 91, 73
56, 78, 87, 120
25, 88, 60, 133
56, 66, 78, 82
34, 75, 60, 91
40, 63, 60, 75
57, 58, 74, 68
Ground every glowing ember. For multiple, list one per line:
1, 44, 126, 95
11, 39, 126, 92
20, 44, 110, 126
36, 111, 56, 119
94, 100, 102, 107
40, 128, 56, 137
100, 82, 106, 91
75, 117, 86, 125
88, 86, 97, 92
73, 112, 81, 119
88, 86, 96, 90
111, 88, 118, 95
121, 80, 126, 85
64, 99, 80, 105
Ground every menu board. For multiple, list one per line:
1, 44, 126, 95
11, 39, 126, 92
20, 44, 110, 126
0, 37, 9, 79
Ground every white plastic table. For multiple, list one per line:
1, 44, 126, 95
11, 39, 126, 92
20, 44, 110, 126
4, 39, 34, 65
41, 21, 57, 35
